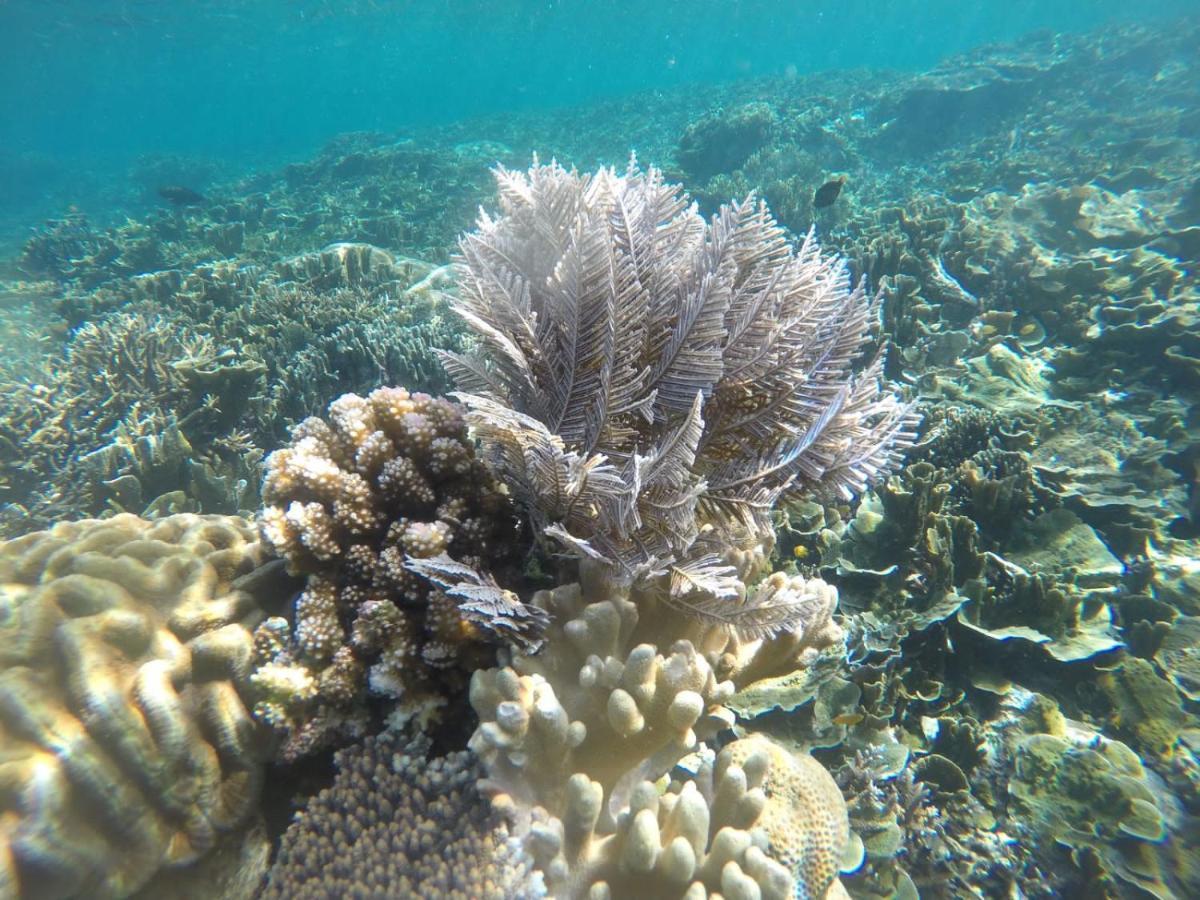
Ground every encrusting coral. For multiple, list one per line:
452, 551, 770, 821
252, 386, 535, 760
0, 513, 274, 900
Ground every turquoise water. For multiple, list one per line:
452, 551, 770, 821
1, 1, 1188, 154
1, 0, 1195, 229
1, 3, 1198, 899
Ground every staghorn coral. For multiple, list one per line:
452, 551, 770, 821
0, 310, 266, 535
1, 243, 466, 538
0, 513, 275, 899
17, 211, 121, 284
261, 730, 538, 900
468, 574, 852, 899
442, 158, 917, 625
252, 387, 531, 760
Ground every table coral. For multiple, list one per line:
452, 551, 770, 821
252, 386, 530, 760
0, 513, 273, 899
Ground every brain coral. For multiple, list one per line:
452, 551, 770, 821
0, 513, 272, 900
254, 386, 527, 759
261, 730, 539, 900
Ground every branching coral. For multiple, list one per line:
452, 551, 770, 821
0, 513, 274, 899
441, 159, 917, 624
252, 387, 531, 759
0, 311, 266, 535
469, 575, 852, 899
261, 731, 538, 900
2, 243, 467, 538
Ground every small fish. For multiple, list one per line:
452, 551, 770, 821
832, 712, 864, 726
792, 544, 810, 560
813, 176, 846, 209
158, 185, 206, 206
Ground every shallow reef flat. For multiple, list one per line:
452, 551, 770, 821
0, 13, 1196, 900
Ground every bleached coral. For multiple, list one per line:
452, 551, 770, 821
0, 513, 272, 899
253, 386, 534, 759
442, 159, 918, 621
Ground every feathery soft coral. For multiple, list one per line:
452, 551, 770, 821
440, 158, 918, 632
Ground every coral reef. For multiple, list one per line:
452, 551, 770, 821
252, 387, 530, 760
261, 730, 537, 900
0, 311, 265, 534
0, 13, 1197, 899
676, 103, 777, 181
0, 513, 276, 899
438, 159, 911, 899
1004, 696, 1193, 900
13, 137, 505, 296
836, 746, 1037, 899
0, 243, 461, 537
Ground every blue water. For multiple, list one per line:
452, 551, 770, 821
1, 3, 1198, 898
0, 0, 1194, 232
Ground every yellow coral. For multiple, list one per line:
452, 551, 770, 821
469, 577, 851, 899
0, 513, 272, 899
721, 735, 851, 899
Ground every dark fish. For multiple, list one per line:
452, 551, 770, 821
813, 177, 846, 209
158, 185, 205, 206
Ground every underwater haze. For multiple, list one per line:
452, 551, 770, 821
1, 2, 1199, 899
1, 0, 1198, 234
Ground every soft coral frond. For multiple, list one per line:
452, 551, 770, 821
445, 158, 918, 626
404, 552, 550, 652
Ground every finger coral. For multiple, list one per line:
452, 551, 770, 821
253, 386, 532, 759
469, 576, 852, 899
442, 158, 918, 622
0, 513, 273, 899
261, 730, 539, 900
